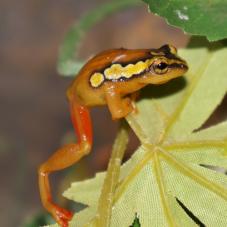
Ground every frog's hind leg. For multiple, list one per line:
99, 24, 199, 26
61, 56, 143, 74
38, 95, 92, 227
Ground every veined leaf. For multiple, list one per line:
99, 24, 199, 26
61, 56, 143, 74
49, 41, 227, 227
143, 0, 227, 41
57, 0, 141, 76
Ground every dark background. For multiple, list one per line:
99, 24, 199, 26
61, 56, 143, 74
0, 0, 198, 226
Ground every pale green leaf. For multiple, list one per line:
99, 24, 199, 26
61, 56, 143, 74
167, 47, 227, 140
49, 40, 227, 227
188, 121, 227, 141
64, 172, 104, 207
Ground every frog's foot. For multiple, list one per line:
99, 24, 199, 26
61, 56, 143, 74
51, 204, 73, 227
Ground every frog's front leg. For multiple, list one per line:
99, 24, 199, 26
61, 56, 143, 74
104, 83, 135, 119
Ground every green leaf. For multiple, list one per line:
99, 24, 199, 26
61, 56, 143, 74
57, 0, 141, 76
143, 0, 227, 41
49, 40, 227, 227
130, 213, 141, 227
23, 212, 54, 227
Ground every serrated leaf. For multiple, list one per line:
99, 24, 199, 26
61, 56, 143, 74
49, 40, 227, 227
143, 0, 227, 41
57, 0, 141, 76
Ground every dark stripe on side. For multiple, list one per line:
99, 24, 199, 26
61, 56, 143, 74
169, 63, 188, 70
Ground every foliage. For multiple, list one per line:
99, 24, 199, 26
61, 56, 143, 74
143, 0, 227, 41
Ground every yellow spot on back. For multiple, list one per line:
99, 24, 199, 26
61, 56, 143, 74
104, 60, 153, 80
90, 72, 104, 87
104, 64, 122, 80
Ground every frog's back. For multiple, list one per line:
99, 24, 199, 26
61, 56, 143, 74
67, 48, 152, 106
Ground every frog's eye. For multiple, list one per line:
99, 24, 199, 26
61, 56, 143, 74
153, 62, 168, 74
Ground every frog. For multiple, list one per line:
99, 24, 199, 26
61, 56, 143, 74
38, 44, 188, 227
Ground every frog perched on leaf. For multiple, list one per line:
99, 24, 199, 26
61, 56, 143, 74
38, 44, 188, 227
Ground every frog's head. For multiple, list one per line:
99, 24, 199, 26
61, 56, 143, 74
142, 44, 188, 84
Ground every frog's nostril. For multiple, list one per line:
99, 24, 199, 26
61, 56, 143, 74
181, 64, 188, 70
